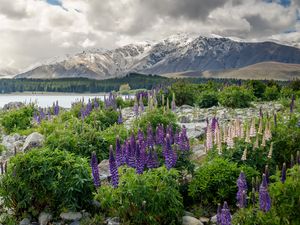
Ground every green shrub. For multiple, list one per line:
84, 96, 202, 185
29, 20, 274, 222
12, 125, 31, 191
45, 121, 108, 160
246, 80, 266, 99
169, 81, 199, 106
1, 105, 35, 134
95, 167, 184, 225
134, 108, 177, 133
0, 148, 93, 218
85, 109, 118, 131
188, 158, 258, 206
263, 86, 280, 101
269, 165, 300, 224
196, 91, 219, 108
219, 86, 254, 108
100, 124, 129, 148
116, 96, 134, 108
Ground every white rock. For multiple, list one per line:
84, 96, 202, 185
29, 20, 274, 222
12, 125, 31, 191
98, 159, 110, 180
22, 132, 44, 152
38, 212, 52, 225
60, 212, 82, 221
182, 216, 204, 225
19, 218, 30, 225
210, 215, 217, 224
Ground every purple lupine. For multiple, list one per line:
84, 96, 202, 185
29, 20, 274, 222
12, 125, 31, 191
109, 146, 119, 188
163, 134, 176, 170
179, 126, 190, 151
211, 117, 218, 133
128, 138, 136, 168
135, 142, 144, 174
146, 147, 159, 169
94, 98, 99, 109
221, 201, 231, 225
166, 124, 174, 144
290, 94, 295, 113
217, 203, 222, 225
259, 174, 271, 212
236, 171, 248, 208
147, 124, 155, 149
115, 136, 122, 167
54, 100, 59, 115
281, 163, 286, 183
156, 124, 165, 145
117, 109, 123, 124
90, 151, 100, 188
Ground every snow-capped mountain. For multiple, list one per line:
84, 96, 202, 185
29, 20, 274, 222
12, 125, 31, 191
15, 34, 300, 79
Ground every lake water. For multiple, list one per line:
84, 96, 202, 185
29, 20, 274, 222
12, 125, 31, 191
0, 93, 130, 108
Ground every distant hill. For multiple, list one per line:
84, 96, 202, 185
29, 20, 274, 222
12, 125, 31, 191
14, 34, 300, 80
163, 62, 300, 81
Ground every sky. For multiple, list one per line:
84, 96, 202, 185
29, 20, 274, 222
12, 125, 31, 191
0, 0, 300, 75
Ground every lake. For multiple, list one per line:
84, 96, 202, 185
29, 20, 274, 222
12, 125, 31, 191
0, 93, 131, 108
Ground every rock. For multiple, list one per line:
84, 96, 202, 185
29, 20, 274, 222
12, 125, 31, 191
199, 217, 209, 224
21, 132, 44, 152
19, 218, 31, 225
69, 221, 80, 225
184, 211, 194, 217
60, 212, 82, 221
191, 144, 206, 161
3, 102, 24, 110
106, 217, 120, 225
1, 134, 26, 161
98, 159, 110, 180
210, 215, 217, 224
38, 212, 52, 225
182, 216, 204, 225
179, 122, 206, 139
179, 115, 191, 123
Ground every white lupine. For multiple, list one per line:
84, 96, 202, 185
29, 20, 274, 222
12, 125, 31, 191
206, 125, 213, 150
258, 117, 263, 134
227, 128, 234, 149
267, 142, 273, 159
249, 118, 256, 137
241, 148, 247, 161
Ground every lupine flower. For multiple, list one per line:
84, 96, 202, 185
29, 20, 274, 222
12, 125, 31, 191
117, 109, 123, 124
241, 148, 247, 161
91, 151, 100, 188
291, 154, 295, 168
261, 134, 266, 147
226, 129, 234, 149
259, 174, 271, 212
156, 124, 165, 145
94, 98, 99, 109
290, 94, 295, 113
109, 146, 119, 188
281, 163, 286, 183
206, 125, 213, 150
267, 142, 273, 159
211, 117, 218, 133
221, 201, 231, 225
164, 134, 176, 170
258, 118, 263, 134
236, 171, 248, 208
147, 124, 155, 149
245, 125, 251, 143
171, 93, 176, 111
166, 124, 174, 144
146, 148, 159, 169
249, 118, 256, 137
217, 203, 222, 225
253, 136, 259, 149
135, 142, 145, 174
179, 126, 190, 151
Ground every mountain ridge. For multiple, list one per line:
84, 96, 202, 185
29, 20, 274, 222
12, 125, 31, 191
14, 34, 300, 80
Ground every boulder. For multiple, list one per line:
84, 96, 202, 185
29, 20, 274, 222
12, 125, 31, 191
182, 216, 204, 225
98, 159, 110, 180
3, 102, 24, 110
60, 212, 82, 221
38, 212, 52, 225
21, 132, 44, 152
19, 218, 31, 225
106, 217, 120, 225
210, 215, 217, 224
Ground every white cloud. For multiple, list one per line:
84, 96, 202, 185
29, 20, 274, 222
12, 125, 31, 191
0, 0, 299, 75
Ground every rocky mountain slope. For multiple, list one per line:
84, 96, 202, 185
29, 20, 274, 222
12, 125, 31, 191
15, 34, 300, 80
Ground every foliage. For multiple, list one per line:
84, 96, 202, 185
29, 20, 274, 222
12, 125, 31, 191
95, 166, 184, 225
263, 86, 280, 101
268, 165, 300, 225
100, 124, 129, 148
169, 81, 199, 106
196, 91, 219, 108
247, 80, 266, 99
188, 158, 258, 206
85, 109, 119, 131
134, 108, 177, 133
0, 148, 93, 218
116, 96, 134, 108
0, 105, 35, 133
219, 86, 254, 108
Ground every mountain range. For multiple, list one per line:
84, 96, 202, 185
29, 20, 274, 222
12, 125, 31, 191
14, 34, 300, 80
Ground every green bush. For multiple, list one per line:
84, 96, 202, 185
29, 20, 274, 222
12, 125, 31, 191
169, 81, 199, 106
219, 86, 254, 108
134, 108, 177, 133
0, 105, 35, 134
95, 167, 183, 225
45, 121, 108, 160
263, 86, 280, 101
196, 91, 219, 108
100, 124, 129, 148
188, 158, 258, 206
0, 148, 93, 218
85, 109, 118, 131
269, 165, 300, 224
246, 80, 266, 99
